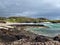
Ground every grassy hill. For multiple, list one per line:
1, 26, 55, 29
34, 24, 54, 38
0, 16, 60, 23
6, 17, 49, 23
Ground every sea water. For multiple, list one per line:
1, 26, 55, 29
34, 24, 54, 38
26, 23, 60, 37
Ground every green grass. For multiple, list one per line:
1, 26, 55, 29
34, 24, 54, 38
0, 16, 60, 23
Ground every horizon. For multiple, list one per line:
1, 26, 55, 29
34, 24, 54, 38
0, 0, 60, 20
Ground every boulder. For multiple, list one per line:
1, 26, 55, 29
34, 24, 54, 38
34, 35, 52, 42
1, 35, 17, 42
53, 35, 60, 42
15, 35, 29, 40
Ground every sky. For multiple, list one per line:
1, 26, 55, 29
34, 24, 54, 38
0, 0, 60, 19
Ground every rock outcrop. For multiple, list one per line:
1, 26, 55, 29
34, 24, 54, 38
53, 35, 60, 42
34, 35, 52, 42
0, 27, 60, 45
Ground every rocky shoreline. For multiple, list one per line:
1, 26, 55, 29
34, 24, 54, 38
0, 27, 60, 45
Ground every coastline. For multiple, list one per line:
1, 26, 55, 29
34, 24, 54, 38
0, 23, 60, 45
0, 26, 60, 45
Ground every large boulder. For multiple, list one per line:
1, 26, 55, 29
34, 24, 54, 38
53, 35, 60, 42
34, 35, 52, 42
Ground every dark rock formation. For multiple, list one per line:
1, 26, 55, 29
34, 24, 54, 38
53, 35, 60, 42
34, 35, 52, 42
1, 35, 17, 42
15, 35, 29, 40
0, 27, 60, 45
51, 22, 57, 23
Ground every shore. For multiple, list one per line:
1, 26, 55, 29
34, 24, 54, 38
0, 26, 60, 45
0, 22, 60, 45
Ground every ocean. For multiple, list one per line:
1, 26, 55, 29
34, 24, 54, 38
26, 23, 60, 37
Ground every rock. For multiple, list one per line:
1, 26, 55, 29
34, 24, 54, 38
53, 35, 60, 42
51, 22, 57, 23
34, 35, 52, 42
15, 35, 29, 40
1, 35, 17, 42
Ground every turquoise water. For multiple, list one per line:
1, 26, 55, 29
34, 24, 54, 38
26, 23, 60, 37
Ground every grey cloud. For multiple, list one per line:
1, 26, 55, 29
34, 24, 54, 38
0, 0, 60, 19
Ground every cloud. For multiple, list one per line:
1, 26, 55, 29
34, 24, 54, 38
0, 0, 60, 19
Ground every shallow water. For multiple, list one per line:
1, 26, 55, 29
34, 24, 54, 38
26, 23, 60, 37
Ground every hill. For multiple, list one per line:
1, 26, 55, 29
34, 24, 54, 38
0, 16, 60, 23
